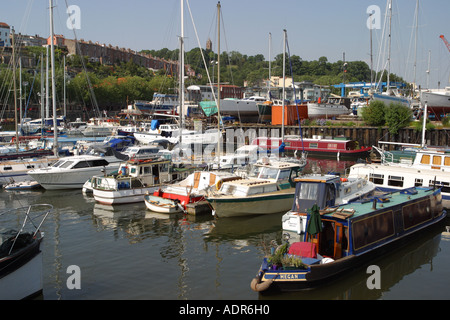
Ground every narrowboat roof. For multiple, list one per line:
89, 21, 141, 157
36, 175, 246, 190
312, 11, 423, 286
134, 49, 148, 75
322, 187, 435, 221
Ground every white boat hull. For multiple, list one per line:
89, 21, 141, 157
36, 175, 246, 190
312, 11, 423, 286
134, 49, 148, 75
0, 252, 43, 300
93, 186, 160, 205
209, 191, 295, 218
307, 102, 351, 119
144, 195, 182, 213
28, 164, 120, 190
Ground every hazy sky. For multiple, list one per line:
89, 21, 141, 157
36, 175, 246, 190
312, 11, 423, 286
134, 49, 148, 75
4, 0, 450, 88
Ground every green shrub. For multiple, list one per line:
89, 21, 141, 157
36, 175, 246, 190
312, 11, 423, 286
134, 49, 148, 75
362, 100, 386, 126
384, 103, 412, 134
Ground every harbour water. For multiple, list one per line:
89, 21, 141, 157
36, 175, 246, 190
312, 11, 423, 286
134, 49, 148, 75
1, 157, 450, 300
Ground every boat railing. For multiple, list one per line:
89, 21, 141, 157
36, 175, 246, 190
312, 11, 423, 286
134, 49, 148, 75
0, 204, 53, 255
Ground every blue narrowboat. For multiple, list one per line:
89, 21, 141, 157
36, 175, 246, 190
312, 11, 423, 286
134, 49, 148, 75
251, 186, 446, 292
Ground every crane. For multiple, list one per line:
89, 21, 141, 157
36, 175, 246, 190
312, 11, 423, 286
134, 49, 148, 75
440, 34, 450, 54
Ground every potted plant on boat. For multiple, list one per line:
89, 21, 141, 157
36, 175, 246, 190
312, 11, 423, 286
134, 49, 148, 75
267, 243, 289, 270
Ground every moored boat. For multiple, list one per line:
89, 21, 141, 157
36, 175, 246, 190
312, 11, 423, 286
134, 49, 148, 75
0, 204, 52, 300
206, 158, 306, 218
91, 157, 195, 205
282, 173, 376, 235
27, 147, 127, 190
252, 135, 371, 160
251, 187, 446, 292
144, 194, 183, 213
152, 170, 242, 210
348, 147, 450, 208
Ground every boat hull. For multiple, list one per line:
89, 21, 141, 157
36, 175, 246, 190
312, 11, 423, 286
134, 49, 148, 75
208, 191, 295, 218
259, 212, 447, 292
0, 239, 43, 300
144, 195, 182, 213
28, 165, 120, 190
93, 186, 160, 205
253, 187, 446, 292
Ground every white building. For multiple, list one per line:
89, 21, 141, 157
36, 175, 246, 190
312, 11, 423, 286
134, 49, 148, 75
0, 22, 10, 47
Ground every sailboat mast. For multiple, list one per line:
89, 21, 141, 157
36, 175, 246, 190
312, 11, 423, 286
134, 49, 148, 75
387, 0, 392, 92
49, 0, 58, 156
282, 29, 286, 142
268, 32, 271, 97
179, 0, 184, 146
217, 1, 221, 157
12, 27, 19, 151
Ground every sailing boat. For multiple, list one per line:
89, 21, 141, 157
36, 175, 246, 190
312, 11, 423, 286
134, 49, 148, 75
251, 30, 308, 165
372, 0, 419, 108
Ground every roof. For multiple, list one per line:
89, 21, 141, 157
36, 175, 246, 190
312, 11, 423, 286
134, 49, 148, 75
0, 22, 10, 28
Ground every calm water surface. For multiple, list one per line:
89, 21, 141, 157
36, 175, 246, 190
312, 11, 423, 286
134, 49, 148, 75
1, 158, 450, 300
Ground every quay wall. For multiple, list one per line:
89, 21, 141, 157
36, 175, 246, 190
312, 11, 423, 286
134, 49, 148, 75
217, 124, 450, 149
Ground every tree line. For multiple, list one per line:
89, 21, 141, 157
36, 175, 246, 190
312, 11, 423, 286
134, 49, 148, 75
0, 46, 407, 112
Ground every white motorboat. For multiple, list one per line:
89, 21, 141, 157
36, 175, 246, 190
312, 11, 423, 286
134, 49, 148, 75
206, 157, 307, 218
91, 157, 195, 205
281, 174, 376, 235
27, 147, 127, 190
0, 156, 58, 185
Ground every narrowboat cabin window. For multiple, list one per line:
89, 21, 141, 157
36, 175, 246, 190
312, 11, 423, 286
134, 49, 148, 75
369, 173, 384, 185
388, 175, 404, 187
309, 143, 318, 148
327, 143, 337, 150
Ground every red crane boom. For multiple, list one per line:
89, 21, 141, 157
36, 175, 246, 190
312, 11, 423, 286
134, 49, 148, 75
440, 34, 450, 54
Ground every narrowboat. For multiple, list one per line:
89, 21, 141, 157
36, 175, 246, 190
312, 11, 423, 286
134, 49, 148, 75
252, 135, 371, 160
251, 187, 446, 292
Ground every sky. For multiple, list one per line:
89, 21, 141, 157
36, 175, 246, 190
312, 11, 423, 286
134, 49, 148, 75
3, 0, 450, 89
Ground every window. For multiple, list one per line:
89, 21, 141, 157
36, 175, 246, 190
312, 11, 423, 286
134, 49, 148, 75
420, 155, 430, 164
60, 161, 74, 168
369, 173, 384, 185
445, 157, 450, 166
388, 175, 404, 187
298, 183, 319, 200
327, 143, 337, 149
414, 178, 423, 187
309, 143, 318, 148
433, 156, 441, 165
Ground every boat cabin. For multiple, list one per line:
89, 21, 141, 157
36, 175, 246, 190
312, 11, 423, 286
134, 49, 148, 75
91, 158, 171, 191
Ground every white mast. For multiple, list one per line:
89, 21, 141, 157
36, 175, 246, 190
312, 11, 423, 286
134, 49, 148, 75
49, 0, 58, 156
179, 0, 184, 146
12, 27, 19, 151
217, 1, 221, 157
387, 0, 392, 93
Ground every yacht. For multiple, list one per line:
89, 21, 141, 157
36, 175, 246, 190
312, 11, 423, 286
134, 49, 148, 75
27, 147, 127, 190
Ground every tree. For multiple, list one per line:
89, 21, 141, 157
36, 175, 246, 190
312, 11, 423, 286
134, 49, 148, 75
361, 100, 386, 126
384, 103, 412, 134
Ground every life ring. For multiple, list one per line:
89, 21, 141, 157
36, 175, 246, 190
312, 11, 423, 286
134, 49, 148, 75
216, 180, 223, 191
